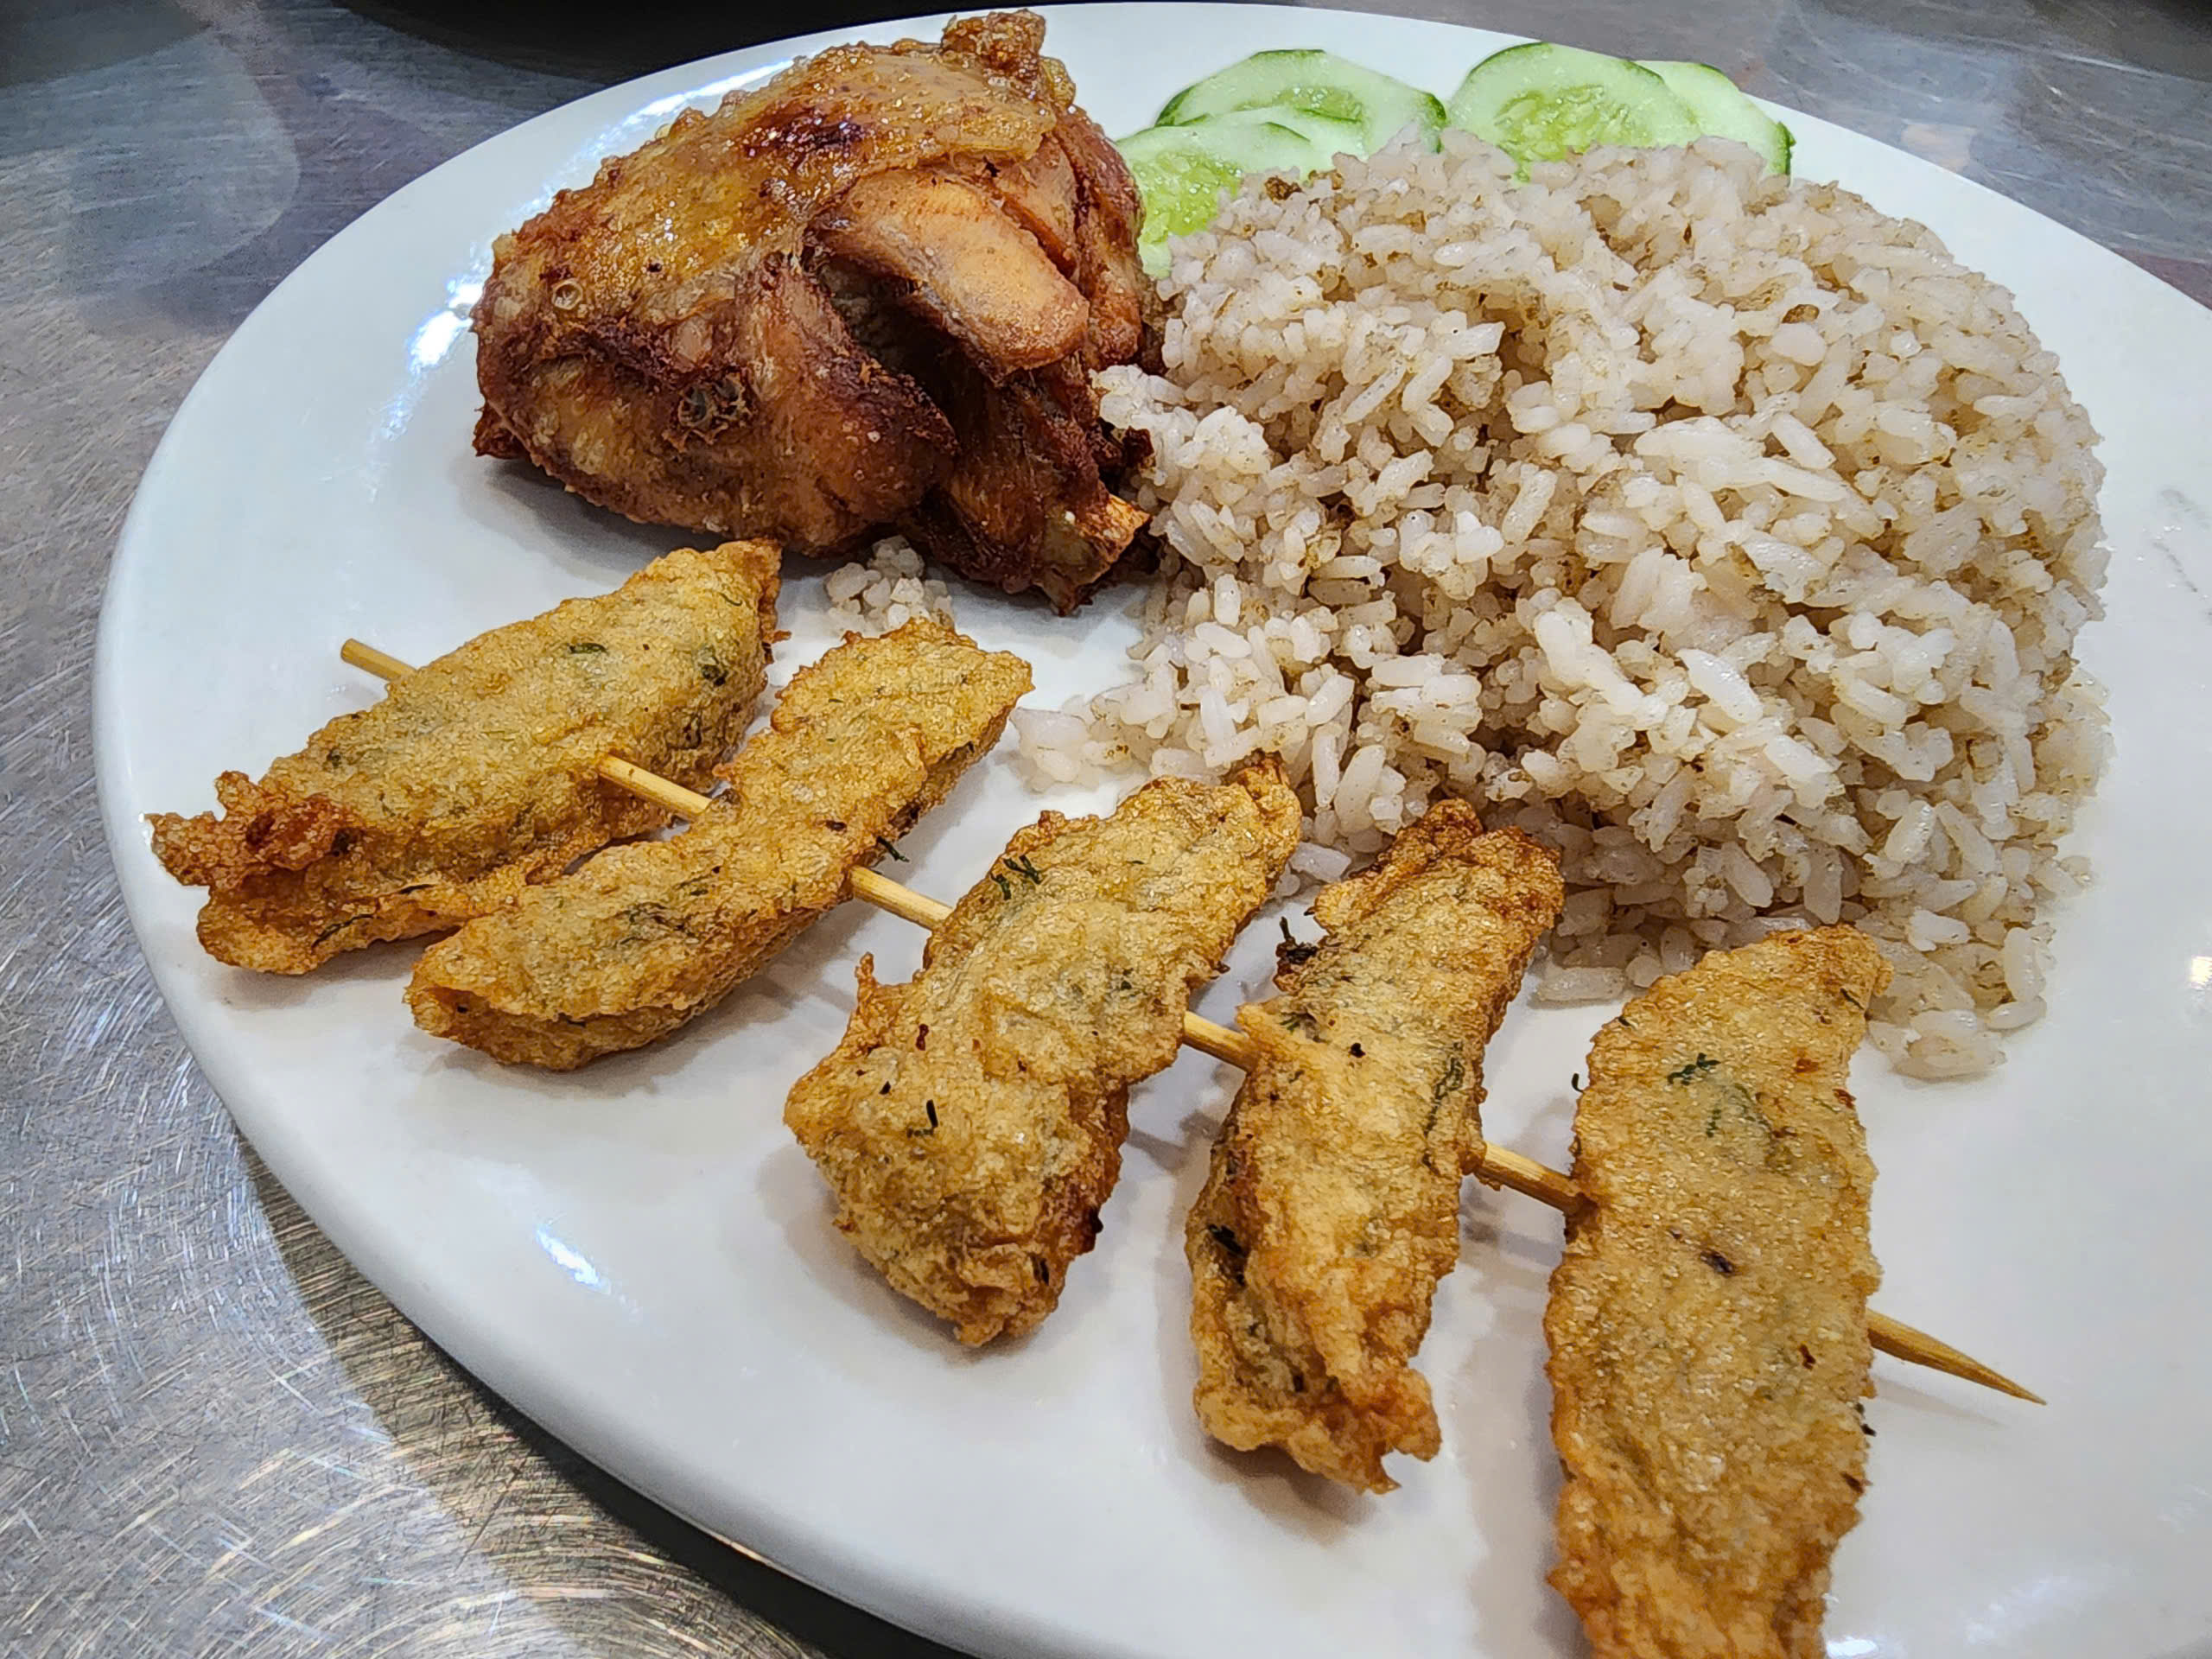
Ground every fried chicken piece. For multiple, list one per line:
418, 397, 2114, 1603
812, 168, 1089, 376
1186, 804, 1564, 1492
472, 11, 1150, 608
785, 761, 1302, 1344
407, 620, 1031, 1069
147, 543, 779, 974
1051, 104, 1149, 375
901, 353, 1152, 610
1546, 927, 1891, 1659
893, 100, 1153, 608
971, 130, 1078, 269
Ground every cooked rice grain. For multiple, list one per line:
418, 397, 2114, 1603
1040, 135, 2109, 1077
826, 538, 956, 634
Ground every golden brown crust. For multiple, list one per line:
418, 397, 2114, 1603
149, 771, 364, 893
471, 12, 1148, 603
1546, 927, 1892, 1659
406, 620, 1031, 1068
785, 760, 1301, 1344
1186, 804, 1564, 1491
931, 8, 1074, 109
472, 28, 1056, 548
147, 542, 780, 974
1051, 103, 1152, 374
477, 245, 957, 548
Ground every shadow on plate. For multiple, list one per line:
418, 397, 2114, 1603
207, 931, 423, 1010
461, 443, 1128, 633
463, 458, 684, 586
1454, 1198, 1580, 1653
1462, 1363, 1585, 1656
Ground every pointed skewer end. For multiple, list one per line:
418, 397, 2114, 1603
1866, 1310, 2044, 1404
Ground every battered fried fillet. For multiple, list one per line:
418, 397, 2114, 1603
147, 543, 779, 974
1186, 804, 1564, 1491
1546, 927, 1892, 1659
472, 11, 1150, 609
785, 761, 1301, 1344
406, 620, 1031, 1069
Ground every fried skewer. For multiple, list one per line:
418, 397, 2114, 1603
148, 543, 780, 975
404, 620, 1030, 1069
786, 760, 1303, 1344
1547, 927, 1889, 1657
1187, 803, 1566, 1491
339, 639, 2041, 1403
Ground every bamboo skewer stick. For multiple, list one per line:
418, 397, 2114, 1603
341, 637, 2044, 1405
1157, 1011, 2037, 1402
339, 639, 416, 683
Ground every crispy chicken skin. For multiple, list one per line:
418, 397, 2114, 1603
785, 761, 1301, 1344
407, 620, 1031, 1069
1186, 804, 1564, 1491
473, 12, 1150, 610
148, 543, 779, 975
1546, 927, 1891, 1659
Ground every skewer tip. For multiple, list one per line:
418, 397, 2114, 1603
1866, 1311, 2044, 1404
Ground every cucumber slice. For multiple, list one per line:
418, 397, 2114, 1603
1156, 48, 1446, 153
1118, 117, 1338, 275
1637, 60, 1793, 172
1446, 42, 1700, 164
1185, 105, 1368, 162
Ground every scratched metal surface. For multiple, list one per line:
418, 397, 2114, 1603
1, 0, 2205, 1653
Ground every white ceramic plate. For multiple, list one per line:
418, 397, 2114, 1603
95, 8, 2212, 1656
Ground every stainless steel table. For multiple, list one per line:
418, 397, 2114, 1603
3, 1, 2206, 1653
